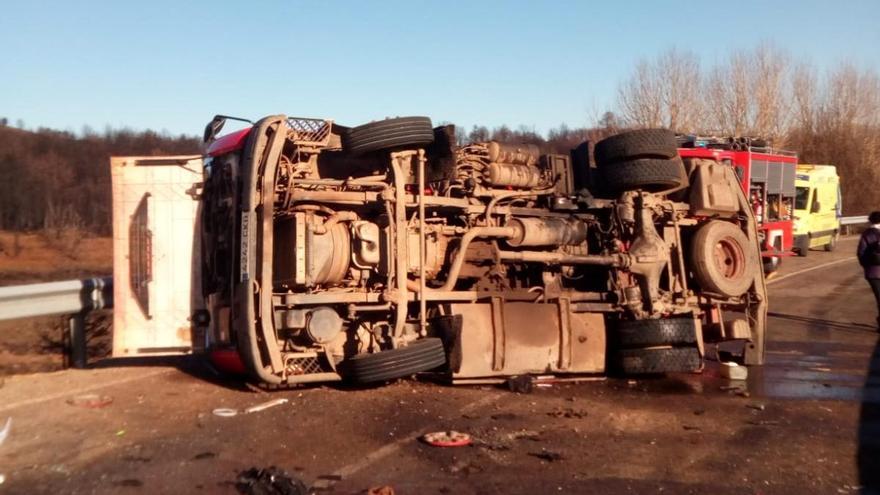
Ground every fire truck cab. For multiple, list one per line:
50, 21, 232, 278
678, 136, 796, 273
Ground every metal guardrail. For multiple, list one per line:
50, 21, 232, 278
841, 216, 868, 226
0, 276, 112, 368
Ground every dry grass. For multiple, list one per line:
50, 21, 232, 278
0, 229, 112, 285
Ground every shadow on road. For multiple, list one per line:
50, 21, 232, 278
90, 354, 259, 392
859, 333, 880, 494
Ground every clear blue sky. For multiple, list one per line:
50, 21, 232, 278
1, 0, 878, 137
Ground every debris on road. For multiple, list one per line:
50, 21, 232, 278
245, 398, 289, 414
213, 398, 290, 418
421, 431, 472, 447
547, 407, 588, 419
506, 375, 533, 394
719, 361, 748, 380
66, 394, 113, 408
366, 486, 395, 495
529, 449, 565, 462
747, 403, 766, 411
236, 466, 308, 495
0, 417, 11, 446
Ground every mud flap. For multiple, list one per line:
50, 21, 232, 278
110, 155, 205, 356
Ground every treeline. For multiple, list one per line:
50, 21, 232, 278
615, 43, 880, 214
0, 123, 201, 234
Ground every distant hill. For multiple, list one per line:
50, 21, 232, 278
0, 123, 201, 234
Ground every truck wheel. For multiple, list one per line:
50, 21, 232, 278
345, 116, 434, 155
611, 347, 702, 375
763, 256, 781, 274
594, 129, 678, 165
613, 317, 697, 348
825, 232, 838, 252
600, 158, 688, 193
691, 221, 759, 297
795, 235, 809, 257
341, 338, 446, 384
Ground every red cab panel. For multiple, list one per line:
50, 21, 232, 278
206, 128, 252, 157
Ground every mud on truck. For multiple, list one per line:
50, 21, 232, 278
110, 115, 767, 386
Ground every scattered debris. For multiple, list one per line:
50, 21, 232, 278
719, 361, 748, 380
244, 398, 289, 414
366, 486, 396, 495
509, 430, 542, 441
490, 413, 518, 421
682, 425, 702, 432
506, 375, 533, 394
546, 408, 588, 419
0, 418, 11, 446
736, 390, 751, 398
746, 403, 766, 411
116, 430, 126, 437
66, 394, 113, 409
213, 398, 290, 418
693, 408, 706, 416
236, 466, 308, 495
193, 452, 217, 460
747, 420, 780, 426
529, 449, 565, 462
421, 431, 472, 447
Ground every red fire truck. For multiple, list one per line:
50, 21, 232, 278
678, 136, 797, 273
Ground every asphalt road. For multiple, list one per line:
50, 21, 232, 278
1, 236, 877, 495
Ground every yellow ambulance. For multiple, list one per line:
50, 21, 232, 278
793, 164, 841, 255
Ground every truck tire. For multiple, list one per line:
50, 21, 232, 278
345, 116, 434, 155
691, 221, 759, 297
611, 347, 702, 375
763, 256, 781, 275
594, 129, 678, 166
613, 317, 697, 348
795, 235, 809, 257
341, 338, 446, 384
600, 158, 688, 193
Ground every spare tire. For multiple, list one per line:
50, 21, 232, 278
613, 317, 698, 349
611, 347, 702, 375
341, 338, 446, 384
691, 221, 760, 297
594, 129, 678, 165
600, 158, 687, 193
345, 116, 434, 155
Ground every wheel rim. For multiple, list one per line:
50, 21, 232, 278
713, 236, 746, 280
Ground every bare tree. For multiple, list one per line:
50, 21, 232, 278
617, 49, 703, 132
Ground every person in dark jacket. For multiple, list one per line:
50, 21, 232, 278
857, 211, 880, 329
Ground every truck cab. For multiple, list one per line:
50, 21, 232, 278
793, 164, 841, 255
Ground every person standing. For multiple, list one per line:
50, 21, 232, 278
857, 211, 880, 329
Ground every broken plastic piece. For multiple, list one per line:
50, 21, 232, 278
422, 430, 472, 447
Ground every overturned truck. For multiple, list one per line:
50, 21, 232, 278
110, 115, 767, 386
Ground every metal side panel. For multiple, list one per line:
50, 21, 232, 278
111, 155, 204, 357
451, 301, 605, 379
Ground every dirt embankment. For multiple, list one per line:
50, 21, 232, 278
0, 230, 112, 376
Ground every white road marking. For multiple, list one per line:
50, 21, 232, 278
311, 392, 503, 489
767, 257, 856, 285
0, 368, 174, 413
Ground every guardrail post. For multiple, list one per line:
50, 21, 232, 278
69, 311, 87, 369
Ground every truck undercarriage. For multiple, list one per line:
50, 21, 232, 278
113, 114, 768, 386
